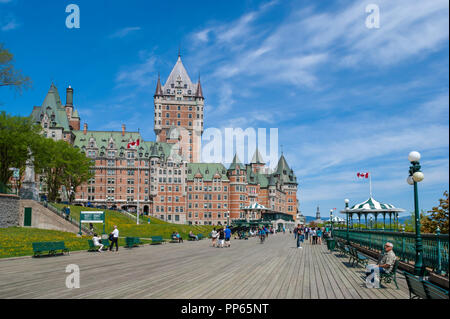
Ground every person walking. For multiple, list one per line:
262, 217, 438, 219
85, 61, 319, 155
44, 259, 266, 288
317, 227, 322, 245
296, 225, 303, 249
293, 225, 298, 240
304, 227, 309, 241
211, 228, 218, 247
311, 228, 317, 245
218, 228, 225, 248
224, 226, 232, 247
109, 225, 119, 252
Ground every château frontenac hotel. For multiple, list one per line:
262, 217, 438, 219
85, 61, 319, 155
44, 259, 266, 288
29, 55, 299, 226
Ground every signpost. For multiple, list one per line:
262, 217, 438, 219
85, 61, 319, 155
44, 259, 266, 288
79, 211, 105, 236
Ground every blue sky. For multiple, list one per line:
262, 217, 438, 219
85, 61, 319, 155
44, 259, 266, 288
1, 0, 449, 217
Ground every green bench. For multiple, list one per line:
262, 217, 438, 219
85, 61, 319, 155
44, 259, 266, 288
87, 239, 110, 251
32, 241, 69, 257
403, 271, 449, 299
348, 246, 368, 268
188, 234, 203, 241
336, 241, 350, 257
380, 258, 400, 289
125, 237, 142, 248
151, 236, 165, 245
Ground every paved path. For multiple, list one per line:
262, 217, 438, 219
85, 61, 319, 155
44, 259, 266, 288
0, 234, 410, 299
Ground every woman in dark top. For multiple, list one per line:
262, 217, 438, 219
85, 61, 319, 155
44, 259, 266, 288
218, 228, 225, 248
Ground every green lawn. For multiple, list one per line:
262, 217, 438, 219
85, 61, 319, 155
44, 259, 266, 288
0, 205, 216, 258
52, 204, 215, 239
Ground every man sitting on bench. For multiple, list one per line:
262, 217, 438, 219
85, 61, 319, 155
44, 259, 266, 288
189, 231, 198, 241
92, 233, 103, 252
365, 242, 396, 284
376, 242, 396, 274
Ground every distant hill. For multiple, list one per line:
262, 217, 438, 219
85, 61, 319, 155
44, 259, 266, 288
302, 215, 411, 224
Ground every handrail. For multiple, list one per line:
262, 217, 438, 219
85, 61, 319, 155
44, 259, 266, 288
37, 201, 93, 235
333, 229, 449, 277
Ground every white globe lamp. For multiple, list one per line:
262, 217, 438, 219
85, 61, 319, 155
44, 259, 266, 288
408, 151, 421, 163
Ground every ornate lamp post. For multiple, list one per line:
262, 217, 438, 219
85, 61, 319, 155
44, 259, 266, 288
345, 199, 349, 244
407, 151, 425, 277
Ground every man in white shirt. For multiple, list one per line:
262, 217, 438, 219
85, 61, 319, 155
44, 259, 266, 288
92, 233, 103, 252
109, 225, 119, 252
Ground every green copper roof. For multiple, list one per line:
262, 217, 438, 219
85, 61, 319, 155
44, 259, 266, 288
30, 83, 71, 131
187, 163, 229, 181
72, 109, 80, 118
72, 130, 173, 158
228, 154, 245, 170
251, 148, 265, 164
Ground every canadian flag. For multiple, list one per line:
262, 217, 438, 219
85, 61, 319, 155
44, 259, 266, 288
127, 139, 140, 149
357, 172, 369, 179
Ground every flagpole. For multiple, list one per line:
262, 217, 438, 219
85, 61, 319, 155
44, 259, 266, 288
137, 162, 140, 225
369, 172, 372, 198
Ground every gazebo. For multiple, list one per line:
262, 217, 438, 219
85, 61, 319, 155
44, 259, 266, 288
340, 197, 405, 231
242, 202, 268, 221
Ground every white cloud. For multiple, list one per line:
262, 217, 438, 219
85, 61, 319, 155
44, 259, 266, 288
108, 27, 141, 39
115, 54, 156, 89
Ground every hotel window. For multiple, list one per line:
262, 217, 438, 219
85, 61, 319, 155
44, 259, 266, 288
166, 113, 170, 118
188, 121, 192, 126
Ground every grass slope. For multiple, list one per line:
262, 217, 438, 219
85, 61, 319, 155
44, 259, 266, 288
51, 204, 214, 239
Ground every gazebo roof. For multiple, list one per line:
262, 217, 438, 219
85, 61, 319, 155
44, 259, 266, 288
342, 197, 405, 213
243, 202, 268, 210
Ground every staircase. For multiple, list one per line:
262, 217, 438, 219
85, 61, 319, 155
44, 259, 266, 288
20, 199, 92, 235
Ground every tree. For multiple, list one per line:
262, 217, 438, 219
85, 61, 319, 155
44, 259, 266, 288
34, 138, 93, 202
0, 43, 31, 93
0, 111, 41, 187
422, 191, 449, 234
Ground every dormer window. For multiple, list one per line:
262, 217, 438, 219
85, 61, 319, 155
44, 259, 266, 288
184, 84, 187, 88
90, 142, 94, 148
171, 84, 174, 88
167, 89, 170, 94
188, 90, 191, 95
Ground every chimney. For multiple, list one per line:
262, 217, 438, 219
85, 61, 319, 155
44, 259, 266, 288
66, 85, 73, 107
122, 124, 126, 136
83, 123, 88, 135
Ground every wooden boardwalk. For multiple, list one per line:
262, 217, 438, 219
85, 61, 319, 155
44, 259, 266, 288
0, 234, 410, 299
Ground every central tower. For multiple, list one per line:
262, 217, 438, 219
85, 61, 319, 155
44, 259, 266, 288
153, 54, 204, 163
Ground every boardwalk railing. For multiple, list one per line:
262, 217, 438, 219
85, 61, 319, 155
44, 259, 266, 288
333, 229, 449, 277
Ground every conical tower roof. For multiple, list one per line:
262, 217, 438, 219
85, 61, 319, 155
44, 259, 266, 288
228, 154, 245, 170
275, 154, 290, 175
195, 77, 203, 98
162, 55, 194, 91
251, 148, 265, 164
154, 74, 163, 96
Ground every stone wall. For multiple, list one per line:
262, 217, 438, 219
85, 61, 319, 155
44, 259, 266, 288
0, 194, 20, 228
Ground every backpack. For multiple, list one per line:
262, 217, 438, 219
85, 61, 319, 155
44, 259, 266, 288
108, 233, 114, 241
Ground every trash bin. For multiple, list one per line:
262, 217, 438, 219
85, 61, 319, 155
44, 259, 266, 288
329, 238, 336, 251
